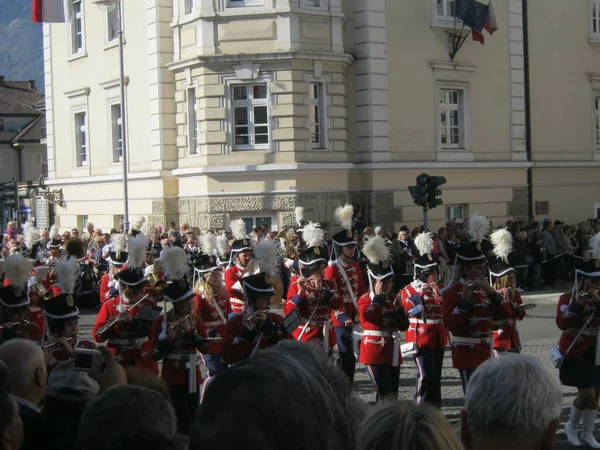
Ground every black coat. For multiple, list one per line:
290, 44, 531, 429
18, 401, 49, 450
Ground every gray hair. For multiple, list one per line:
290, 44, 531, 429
76, 385, 177, 450
465, 353, 562, 441
191, 340, 357, 450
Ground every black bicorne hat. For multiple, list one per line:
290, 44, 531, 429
114, 267, 147, 287
414, 254, 438, 274
0, 285, 29, 308
456, 241, 487, 264
231, 239, 253, 254
48, 238, 62, 249
489, 258, 515, 280
44, 293, 79, 320
331, 229, 355, 247
163, 279, 194, 303
217, 253, 231, 267
242, 272, 274, 302
108, 251, 128, 267
194, 254, 220, 274
298, 246, 328, 269
367, 260, 394, 280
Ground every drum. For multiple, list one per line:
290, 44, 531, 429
351, 324, 363, 360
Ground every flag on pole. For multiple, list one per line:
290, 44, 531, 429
471, 1, 498, 44
32, 0, 70, 23
456, 0, 489, 32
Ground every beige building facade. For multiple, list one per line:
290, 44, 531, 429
44, 0, 600, 233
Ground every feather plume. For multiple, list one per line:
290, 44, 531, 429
162, 247, 189, 281
302, 222, 324, 249
362, 236, 389, 265
414, 232, 434, 257
3, 254, 33, 288
23, 221, 40, 250
254, 240, 280, 277
54, 257, 79, 295
230, 219, 247, 241
140, 220, 156, 239
216, 234, 229, 258
126, 234, 148, 270
295, 206, 304, 226
202, 232, 217, 256
111, 233, 127, 256
490, 228, 513, 261
50, 225, 60, 240
335, 203, 354, 231
132, 216, 146, 231
592, 232, 600, 261
469, 214, 490, 244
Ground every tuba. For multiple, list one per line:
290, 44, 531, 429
65, 237, 87, 260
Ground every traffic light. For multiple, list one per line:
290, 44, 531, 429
426, 176, 447, 209
1, 177, 18, 209
408, 173, 429, 207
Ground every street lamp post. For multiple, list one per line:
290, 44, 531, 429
94, 0, 129, 233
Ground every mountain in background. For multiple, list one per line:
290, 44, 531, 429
0, 0, 44, 93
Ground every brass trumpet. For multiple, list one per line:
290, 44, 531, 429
147, 273, 167, 292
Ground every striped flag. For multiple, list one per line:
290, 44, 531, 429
32, 0, 71, 23
472, 1, 498, 44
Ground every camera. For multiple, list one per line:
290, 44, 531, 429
73, 348, 105, 373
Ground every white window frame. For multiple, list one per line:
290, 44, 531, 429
69, 0, 86, 56
301, 0, 322, 7
303, 73, 331, 151
110, 103, 123, 163
187, 88, 199, 155
435, 0, 456, 19
105, 6, 119, 45
183, 0, 195, 15
228, 0, 265, 7
592, 0, 600, 42
0, 152, 8, 169
435, 82, 470, 152
226, 76, 273, 152
445, 204, 467, 222
234, 215, 278, 233
34, 152, 47, 168
73, 110, 88, 167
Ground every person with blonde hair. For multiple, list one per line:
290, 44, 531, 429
360, 400, 463, 450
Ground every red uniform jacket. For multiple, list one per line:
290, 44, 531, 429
401, 281, 448, 349
492, 290, 526, 351
358, 292, 409, 366
99, 274, 118, 304
286, 275, 300, 303
225, 263, 250, 314
442, 280, 511, 370
92, 297, 159, 375
221, 312, 284, 365
325, 259, 366, 327
285, 285, 343, 342
194, 289, 230, 354
556, 292, 600, 361
150, 314, 208, 387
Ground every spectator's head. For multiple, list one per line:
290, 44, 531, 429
71, 228, 79, 237
125, 367, 172, 403
360, 400, 462, 450
363, 227, 372, 236
0, 339, 47, 407
398, 230, 407, 241
191, 340, 357, 450
438, 227, 447, 238
532, 231, 542, 243
461, 354, 561, 450
41, 229, 50, 241
76, 385, 177, 450
542, 220, 552, 231
553, 220, 563, 228
563, 225, 572, 235
6, 222, 14, 231
87, 222, 94, 233
0, 360, 23, 450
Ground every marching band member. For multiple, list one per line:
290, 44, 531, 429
489, 228, 526, 355
0, 254, 37, 344
42, 257, 95, 372
22, 222, 48, 341
442, 214, 511, 393
216, 233, 231, 272
559, 233, 600, 448
92, 234, 161, 375
401, 232, 447, 408
194, 233, 230, 378
325, 203, 366, 382
45, 225, 63, 264
150, 246, 208, 434
222, 271, 285, 365
224, 219, 258, 314
99, 234, 127, 304
358, 236, 409, 401
285, 222, 342, 347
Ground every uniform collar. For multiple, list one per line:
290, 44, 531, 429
16, 397, 41, 413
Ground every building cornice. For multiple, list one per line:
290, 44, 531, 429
167, 51, 354, 71
173, 162, 355, 177
99, 77, 130, 90
63, 87, 90, 98
44, 171, 165, 186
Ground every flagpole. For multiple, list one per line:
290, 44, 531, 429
117, 0, 130, 233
